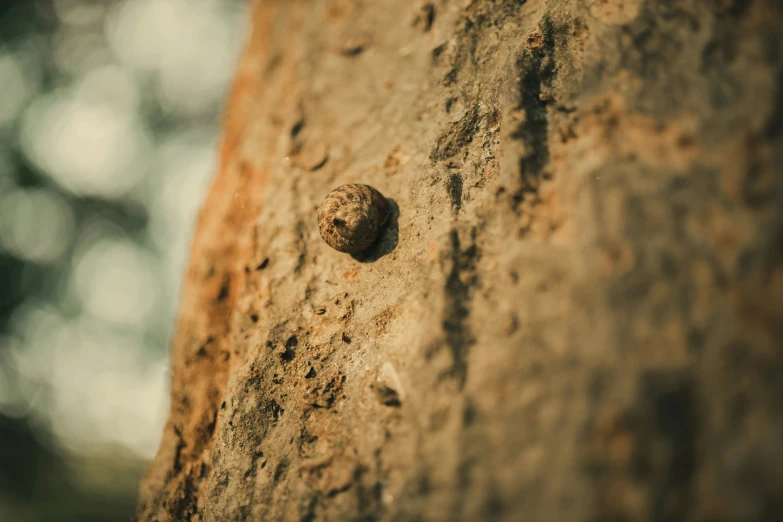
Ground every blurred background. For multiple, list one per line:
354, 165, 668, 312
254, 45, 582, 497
0, 0, 247, 519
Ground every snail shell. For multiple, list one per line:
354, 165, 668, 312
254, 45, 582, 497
317, 184, 389, 253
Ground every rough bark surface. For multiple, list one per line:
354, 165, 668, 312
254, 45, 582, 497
137, 0, 783, 521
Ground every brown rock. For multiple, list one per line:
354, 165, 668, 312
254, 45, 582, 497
137, 1, 783, 521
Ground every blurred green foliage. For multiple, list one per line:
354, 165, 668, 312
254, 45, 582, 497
0, 0, 244, 519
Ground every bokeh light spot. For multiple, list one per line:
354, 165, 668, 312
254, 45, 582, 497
72, 236, 160, 327
0, 52, 34, 128
20, 91, 153, 198
0, 187, 76, 263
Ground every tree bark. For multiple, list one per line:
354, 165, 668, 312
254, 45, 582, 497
136, 0, 783, 520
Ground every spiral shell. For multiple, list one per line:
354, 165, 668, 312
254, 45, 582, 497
317, 184, 389, 253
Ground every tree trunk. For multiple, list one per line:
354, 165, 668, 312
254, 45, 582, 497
136, 0, 783, 520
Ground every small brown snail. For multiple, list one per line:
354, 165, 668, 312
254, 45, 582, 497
317, 184, 389, 253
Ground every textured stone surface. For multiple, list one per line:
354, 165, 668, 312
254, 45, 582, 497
137, 1, 783, 520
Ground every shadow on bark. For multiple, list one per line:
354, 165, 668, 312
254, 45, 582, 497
351, 198, 399, 263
